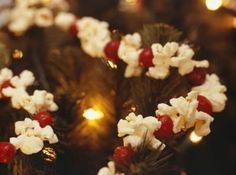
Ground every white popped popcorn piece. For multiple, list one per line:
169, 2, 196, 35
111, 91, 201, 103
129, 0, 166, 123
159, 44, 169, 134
194, 111, 214, 136
23, 90, 58, 114
0, 68, 13, 84
1, 69, 58, 114
118, 33, 143, 78
35, 7, 54, 27
10, 118, 58, 155
10, 135, 44, 155
8, 6, 35, 35
55, 12, 76, 31
77, 17, 111, 58
5, 0, 70, 35
170, 44, 209, 75
2, 87, 30, 109
192, 74, 227, 112
118, 112, 164, 149
147, 42, 178, 79
10, 70, 35, 88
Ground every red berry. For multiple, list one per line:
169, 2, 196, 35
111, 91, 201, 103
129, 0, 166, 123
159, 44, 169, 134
139, 48, 154, 68
186, 67, 207, 86
1, 80, 12, 89
104, 40, 120, 62
69, 21, 78, 36
154, 115, 174, 140
197, 95, 213, 115
113, 146, 134, 165
34, 112, 53, 128
0, 80, 13, 98
0, 142, 16, 163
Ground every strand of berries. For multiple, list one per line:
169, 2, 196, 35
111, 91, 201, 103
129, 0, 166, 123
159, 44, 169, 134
0, 67, 58, 163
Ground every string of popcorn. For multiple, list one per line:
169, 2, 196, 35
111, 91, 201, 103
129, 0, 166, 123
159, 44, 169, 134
1, 7, 209, 80
0, 67, 58, 163
54, 12, 210, 80
3, 0, 69, 35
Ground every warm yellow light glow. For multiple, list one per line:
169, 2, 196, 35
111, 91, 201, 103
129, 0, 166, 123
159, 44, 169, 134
205, 0, 223, 11
189, 131, 203, 143
232, 17, 236, 28
83, 108, 104, 120
126, 0, 138, 6
107, 60, 117, 69
12, 49, 23, 59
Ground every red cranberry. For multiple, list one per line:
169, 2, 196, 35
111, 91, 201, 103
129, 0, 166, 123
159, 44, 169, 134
154, 115, 174, 140
139, 48, 154, 68
113, 146, 134, 165
197, 95, 213, 115
69, 21, 78, 36
34, 111, 53, 128
0, 142, 16, 163
104, 40, 120, 62
186, 67, 207, 86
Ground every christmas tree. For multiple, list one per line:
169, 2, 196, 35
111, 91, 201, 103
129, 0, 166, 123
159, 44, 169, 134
0, 0, 234, 175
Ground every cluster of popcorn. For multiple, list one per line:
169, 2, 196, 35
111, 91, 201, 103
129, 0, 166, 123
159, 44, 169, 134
117, 112, 164, 149
118, 39, 209, 79
5, 0, 69, 35
0, 68, 58, 162
10, 118, 58, 155
55, 13, 111, 58
0, 68, 58, 114
192, 74, 227, 112
156, 73, 226, 137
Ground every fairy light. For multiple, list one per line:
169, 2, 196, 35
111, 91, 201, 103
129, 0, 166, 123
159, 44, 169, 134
119, 0, 142, 12
205, 0, 223, 11
232, 17, 236, 28
83, 108, 104, 120
189, 131, 203, 143
12, 49, 23, 59
42, 147, 57, 162
126, 0, 137, 6
107, 60, 117, 69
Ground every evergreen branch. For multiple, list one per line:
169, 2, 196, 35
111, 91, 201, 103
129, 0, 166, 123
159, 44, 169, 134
139, 23, 182, 47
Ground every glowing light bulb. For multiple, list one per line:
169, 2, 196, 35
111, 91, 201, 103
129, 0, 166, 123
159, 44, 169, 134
126, 0, 137, 6
107, 60, 117, 69
205, 0, 223, 11
189, 131, 202, 143
12, 49, 23, 59
83, 108, 104, 120
232, 17, 236, 28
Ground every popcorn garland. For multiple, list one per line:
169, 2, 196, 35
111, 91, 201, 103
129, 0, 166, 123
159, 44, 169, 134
0, 68, 58, 163
98, 72, 227, 175
2, 8, 209, 80
3, 0, 69, 35
55, 13, 227, 174
0, 5, 228, 175
54, 13, 210, 80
